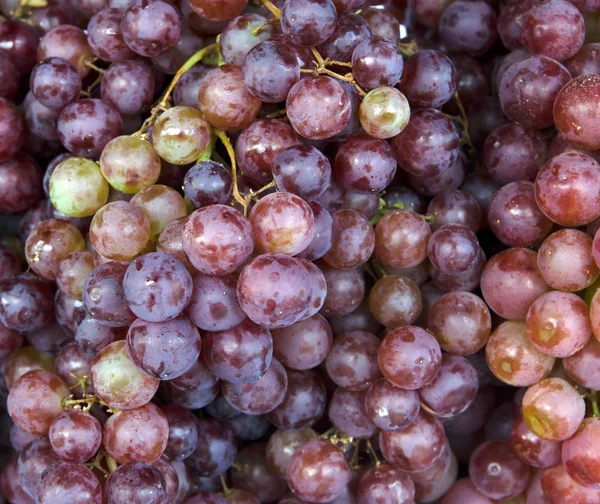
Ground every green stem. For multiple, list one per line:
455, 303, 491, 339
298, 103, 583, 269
592, 390, 600, 417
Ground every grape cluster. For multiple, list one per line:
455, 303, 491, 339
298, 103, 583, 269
0, 0, 600, 503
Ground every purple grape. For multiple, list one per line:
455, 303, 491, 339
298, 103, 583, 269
280, 0, 337, 47
101, 60, 155, 116
220, 13, 275, 66
30, 57, 81, 110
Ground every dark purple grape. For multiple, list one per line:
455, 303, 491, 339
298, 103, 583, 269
184, 161, 232, 208
188, 418, 236, 478
565, 43, 600, 77
188, 0, 247, 23
36, 461, 102, 504
30, 57, 81, 110
104, 462, 168, 504
37, 25, 93, 77
18, 437, 61, 498
360, 6, 401, 43
54, 342, 93, 395
438, 0, 497, 57
522, 0, 584, 61
322, 209, 375, 269
49, 409, 102, 463
219, 13, 275, 66
101, 60, 155, 115
318, 262, 365, 317
0, 20, 39, 76
57, 98, 123, 157
120, 0, 182, 57
88, 7, 136, 62
317, 12, 371, 63
0, 152, 43, 214
0, 98, 25, 162
273, 144, 331, 201
243, 40, 300, 103
365, 378, 420, 431
0, 273, 54, 332
333, 133, 396, 194
357, 465, 415, 504
161, 404, 199, 461
173, 64, 211, 108
280, 0, 337, 47
390, 108, 460, 178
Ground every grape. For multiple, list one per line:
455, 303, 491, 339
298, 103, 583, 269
173, 64, 211, 108
220, 13, 275, 66
287, 440, 350, 503
560, 417, 600, 489
170, 355, 218, 391
188, 418, 236, 477
399, 49, 456, 108
87, 8, 136, 62
407, 151, 467, 198
378, 325, 442, 390
428, 223, 480, 275
317, 12, 370, 63
49, 409, 102, 463
5, 346, 56, 390
10, 423, 41, 453
486, 320, 555, 387
103, 402, 169, 464
380, 411, 446, 471
428, 189, 482, 232
318, 263, 365, 317
333, 133, 395, 194
23, 91, 60, 140
55, 291, 86, 336
268, 369, 326, 430
7, 370, 69, 435
230, 443, 288, 502
198, 65, 262, 131
30, 57, 81, 110
0, 153, 44, 215
428, 291, 492, 356
497, 1, 537, 51
368, 275, 421, 328
55, 251, 94, 300
235, 118, 301, 185
451, 55, 488, 112
156, 218, 195, 272
17, 437, 60, 498
266, 428, 316, 478
243, 40, 300, 103
391, 108, 459, 177
203, 319, 272, 384
37, 25, 93, 77
483, 123, 548, 184
480, 248, 550, 320
131, 185, 187, 240
152, 106, 212, 165
36, 461, 102, 504
161, 404, 199, 461
183, 205, 253, 276
554, 74, 600, 151
488, 181, 552, 248
168, 380, 219, 409
440, 478, 495, 504
91, 340, 159, 410
325, 330, 380, 391
148, 456, 179, 503
185, 273, 245, 332
468, 441, 529, 501
359, 86, 410, 139
564, 337, 600, 389
522, 0, 584, 61
237, 253, 312, 328
122, 252, 192, 323
222, 357, 288, 414
438, 0, 497, 57
120, 0, 182, 57
287, 76, 351, 140
184, 161, 232, 208
357, 464, 415, 504
510, 415, 561, 469
101, 60, 155, 116
315, 179, 345, 212
153, 19, 205, 75
1, 457, 34, 504
0, 273, 54, 332
522, 377, 585, 441
82, 262, 133, 327
566, 43, 600, 77
25, 219, 85, 281
320, 209, 374, 269
0, 98, 25, 162
280, 0, 337, 47
499, 56, 571, 130
272, 314, 332, 370
351, 37, 403, 90
364, 377, 419, 431
542, 463, 600, 504
104, 462, 168, 504
0, 19, 39, 76
100, 136, 161, 195
273, 145, 331, 201
57, 98, 123, 157
127, 315, 200, 380
249, 192, 315, 255
328, 388, 376, 438
0, 321, 23, 361
53, 342, 93, 396
186, 492, 227, 503
360, 6, 400, 43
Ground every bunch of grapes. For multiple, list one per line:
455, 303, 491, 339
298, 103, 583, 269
1, 0, 600, 502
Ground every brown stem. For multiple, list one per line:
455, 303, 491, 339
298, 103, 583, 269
305, 47, 366, 96
262, 0, 281, 17
250, 17, 279, 36
365, 439, 381, 467
213, 129, 248, 214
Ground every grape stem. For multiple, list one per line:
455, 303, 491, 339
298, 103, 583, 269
219, 475, 232, 496
365, 439, 382, 467
250, 17, 279, 36
397, 40, 419, 57
591, 390, 600, 417
213, 129, 278, 214
302, 47, 366, 97
261, 0, 281, 17
12, 0, 46, 19
105, 454, 118, 474
446, 92, 477, 159
133, 42, 220, 138
265, 108, 288, 120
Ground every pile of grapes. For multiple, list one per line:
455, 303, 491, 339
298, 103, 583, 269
3, 0, 600, 502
